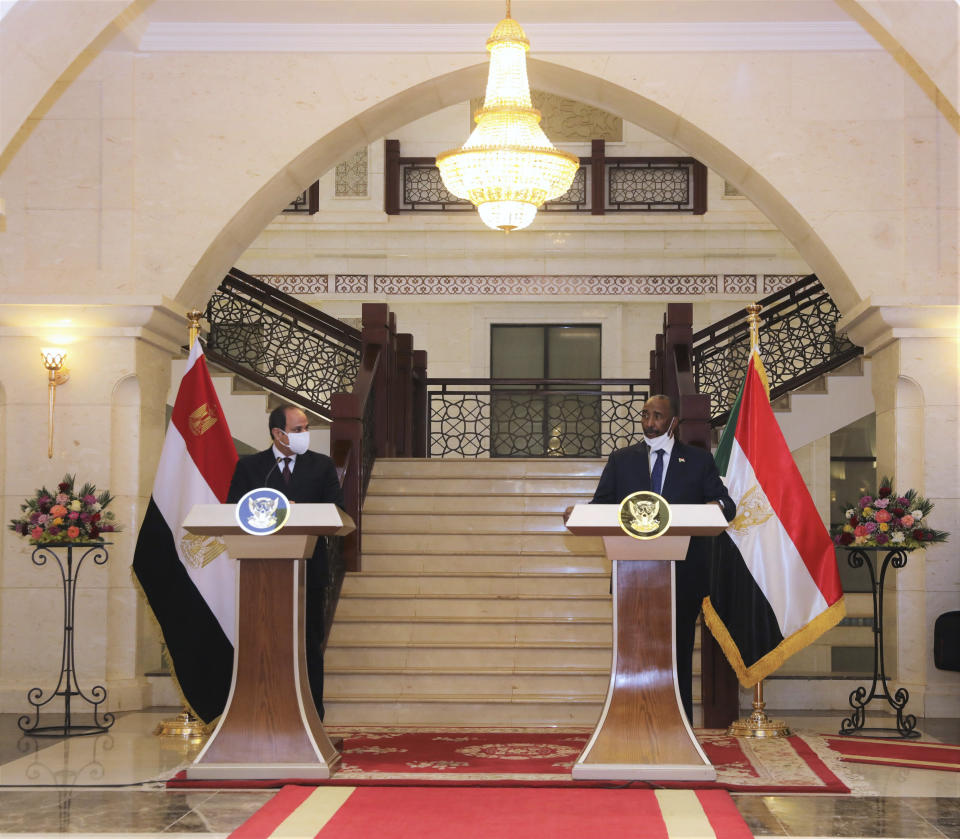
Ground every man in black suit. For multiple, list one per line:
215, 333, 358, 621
227, 403, 344, 720
591, 394, 735, 723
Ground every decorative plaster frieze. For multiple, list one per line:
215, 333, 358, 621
139, 21, 882, 54
258, 274, 807, 297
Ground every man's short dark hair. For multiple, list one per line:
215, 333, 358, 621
646, 393, 677, 417
268, 405, 292, 433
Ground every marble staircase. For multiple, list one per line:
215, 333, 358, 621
323, 458, 623, 727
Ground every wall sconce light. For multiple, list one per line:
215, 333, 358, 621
41, 348, 69, 458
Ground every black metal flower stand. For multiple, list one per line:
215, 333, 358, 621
839, 546, 920, 738
18, 542, 116, 737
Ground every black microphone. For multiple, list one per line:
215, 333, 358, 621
263, 456, 284, 487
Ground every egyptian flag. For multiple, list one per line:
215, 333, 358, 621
132, 340, 238, 723
702, 351, 845, 686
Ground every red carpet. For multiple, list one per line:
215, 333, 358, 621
228, 786, 753, 839
825, 736, 960, 772
170, 728, 851, 793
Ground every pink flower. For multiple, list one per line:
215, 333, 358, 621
875, 509, 891, 523
876, 533, 890, 545
30, 526, 43, 539
900, 514, 914, 527
68, 511, 79, 520
55, 493, 68, 506
83, 494, 96, 505
66, 526, 80, 539
854, 525, 868, 538
859, 496, 873, 508
874, 498, 889, 509
864, 522, 877, 533
896, 497, 909, 507
49, 504, 67, 518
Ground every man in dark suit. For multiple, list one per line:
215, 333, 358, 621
591, 394, 735, 723
227, 403, 344, 720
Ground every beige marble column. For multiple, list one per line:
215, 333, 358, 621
0, 300, 187, 714
841, 302, 960, 718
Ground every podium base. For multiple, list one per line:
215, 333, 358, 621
186, 757, 340, 780
572, 762, 717, 782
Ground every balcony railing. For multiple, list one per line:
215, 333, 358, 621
385, 139, 707, 216
426, 379, 650, 458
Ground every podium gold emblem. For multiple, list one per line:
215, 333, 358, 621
618, 491, 671, 539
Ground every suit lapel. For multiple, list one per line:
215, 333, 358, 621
660, 441, 683, 500
635, 442, 652, 491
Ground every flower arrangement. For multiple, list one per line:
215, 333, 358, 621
833, 477, 949, 549
8, 475, 120, 545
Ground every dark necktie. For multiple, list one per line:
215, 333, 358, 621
281, 457, 292, 486
651, 449, 666, 495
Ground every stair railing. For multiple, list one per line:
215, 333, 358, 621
425, 378, 650, 458
204, 267, 361, 421
691, 274, 863, 426
330, 303, 426, 571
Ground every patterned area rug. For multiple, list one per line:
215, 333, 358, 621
170, 728, 863, 793
228, 786, 754, 839
824, 736, 960, 772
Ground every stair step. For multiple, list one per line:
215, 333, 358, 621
324, 671, 610, 696
367, 477, 599, 495
326, 642, 613, 664
362, 495, 590, 514
361, 533, 603, 555
336, 595, 612, 619
343, 571, 610, 597
362, 513, 570, 534
329, 618, 611, 644
370, 458, 605, 479
357, 554, 608, 574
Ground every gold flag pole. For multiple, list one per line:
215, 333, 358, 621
726, 303, 790, 738
154, 309, 208, 743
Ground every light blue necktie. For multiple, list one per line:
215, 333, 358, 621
651, 449, 666, 495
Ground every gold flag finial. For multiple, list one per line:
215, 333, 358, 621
186, 310, 203, 349
745, 303, 771, 396
746, 303, 762, 352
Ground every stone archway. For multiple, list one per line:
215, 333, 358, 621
176, 59, 860, 313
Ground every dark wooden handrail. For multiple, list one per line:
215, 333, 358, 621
429, 378, 648, 387
691, 273, 821, 346
223, 267, 361, 347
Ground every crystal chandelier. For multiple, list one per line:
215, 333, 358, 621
436, 3, 579, 232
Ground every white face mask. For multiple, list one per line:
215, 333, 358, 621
643, 418, 676, 448
281, 430, 310, 455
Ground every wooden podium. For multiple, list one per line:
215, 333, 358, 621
565, 502, 726, 781
181, 502, 354, 780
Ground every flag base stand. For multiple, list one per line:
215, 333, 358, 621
727, 681, 791, 738
155, 709, 207, 742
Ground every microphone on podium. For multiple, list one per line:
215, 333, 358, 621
263, 456, 284, 487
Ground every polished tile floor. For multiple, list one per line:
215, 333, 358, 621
0, 709, 957, 838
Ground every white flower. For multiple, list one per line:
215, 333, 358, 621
92, 502, 102, 512
845, 508, 856, 519
891, 531, 905, 543
910, 509, 923, 521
